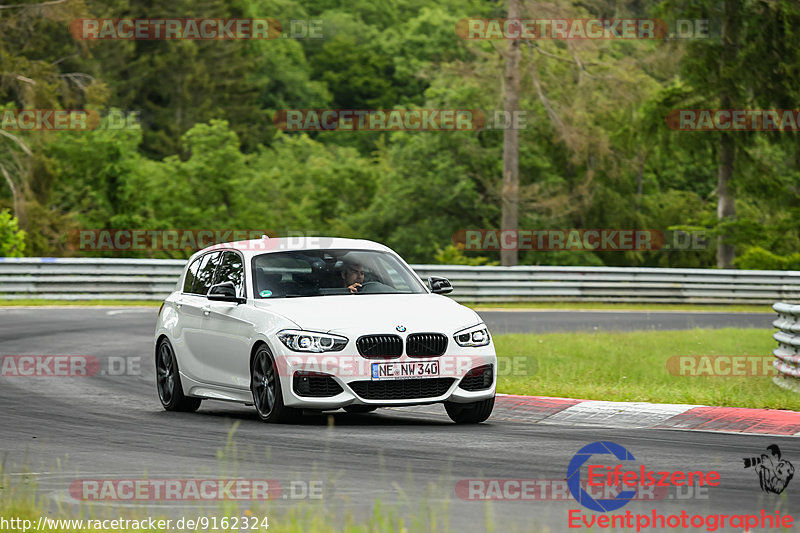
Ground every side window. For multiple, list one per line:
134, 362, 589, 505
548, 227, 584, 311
183, 257, 201, 293
191, 252, 221, 295
214, 251, 245, 297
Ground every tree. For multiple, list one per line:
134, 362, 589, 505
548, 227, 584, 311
661, 0, 800, 267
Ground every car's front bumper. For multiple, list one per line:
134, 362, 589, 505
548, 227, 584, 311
276, 347, 497, 409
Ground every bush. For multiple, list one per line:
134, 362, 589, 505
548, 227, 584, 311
0, 210, 26, 257
734, 246, 800, 271
434, 244, 498, 266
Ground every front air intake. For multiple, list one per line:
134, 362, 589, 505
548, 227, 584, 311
349, 378, 455, 400
293, 372, 344, 397
458, 364, 494, 392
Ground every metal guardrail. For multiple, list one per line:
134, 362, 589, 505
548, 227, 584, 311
414, 265, 800, 304
773, 303, 800, 393
0, 257, 799, 303
0, 258, 184, 300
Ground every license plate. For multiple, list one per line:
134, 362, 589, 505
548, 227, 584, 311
371, 361, 439, 380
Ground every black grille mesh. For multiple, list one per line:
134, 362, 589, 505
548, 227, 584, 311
406, 333, 448, 357
349, 378, 455, 400
458, 364, 494, 391
293, 372, 344, 397
356, 335, 403, 358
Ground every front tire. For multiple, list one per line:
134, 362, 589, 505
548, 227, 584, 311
156, 337, 202, 412
444, 396, 494, 424
251, 345, 299, 423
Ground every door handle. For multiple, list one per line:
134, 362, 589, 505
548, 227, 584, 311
202, 305, 211, 316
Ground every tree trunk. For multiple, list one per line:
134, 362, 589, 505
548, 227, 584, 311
717, 133, 735, 268
716, 0, 737, 268
501, 0, 521, 266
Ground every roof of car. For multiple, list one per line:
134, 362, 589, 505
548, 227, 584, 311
192, 236, 393, 260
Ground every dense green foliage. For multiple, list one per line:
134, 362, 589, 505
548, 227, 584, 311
0, 209, 25, 256
1, 0, 798, 266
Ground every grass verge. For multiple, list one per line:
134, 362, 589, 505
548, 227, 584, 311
494, 328, 798, 410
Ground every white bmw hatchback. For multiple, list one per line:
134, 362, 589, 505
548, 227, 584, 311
154, 237, 496, 423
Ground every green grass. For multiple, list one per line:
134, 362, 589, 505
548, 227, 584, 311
0, 455, 493, 533
494, 328, 799, 410
466, 302, 773, 313
0, 462, 443, 533
0, 299, 160, 306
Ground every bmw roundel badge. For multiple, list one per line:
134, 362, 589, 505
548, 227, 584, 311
396, 325, 406, 332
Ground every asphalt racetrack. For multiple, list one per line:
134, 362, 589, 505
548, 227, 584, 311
0, 307, 793, 532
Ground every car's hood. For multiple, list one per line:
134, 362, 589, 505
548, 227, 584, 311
252, 294, 483, 335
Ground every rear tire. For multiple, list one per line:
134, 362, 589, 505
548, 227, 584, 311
156, 337, 202, 412
444, 397, 494, 424
344, 405, 378, 414
251, 344, 299, 423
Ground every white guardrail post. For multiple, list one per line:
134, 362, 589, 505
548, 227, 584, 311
0, 258, 799, 303
773, 303, 800, 392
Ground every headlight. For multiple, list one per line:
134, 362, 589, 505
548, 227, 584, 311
454, 324, 491, 347
277, 330, 348, 352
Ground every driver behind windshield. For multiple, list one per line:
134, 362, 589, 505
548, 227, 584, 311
341, 260, 365, 293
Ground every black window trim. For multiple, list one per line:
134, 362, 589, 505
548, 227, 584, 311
191, 251, 220, 296
181, 249, 247, 298
213, 249, 248, 299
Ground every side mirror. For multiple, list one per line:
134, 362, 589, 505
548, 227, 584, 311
208, 281, 245, 304
428, 276, 453, 295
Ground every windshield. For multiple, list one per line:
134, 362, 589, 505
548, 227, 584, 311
251, 249, 427, 298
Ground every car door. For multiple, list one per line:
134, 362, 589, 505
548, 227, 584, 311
170, 254, 202, 378
195, 250, 253, 389
176, 251, 222, 382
